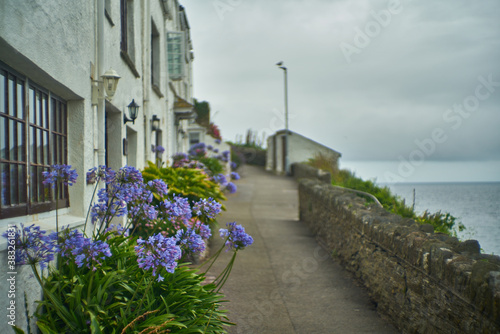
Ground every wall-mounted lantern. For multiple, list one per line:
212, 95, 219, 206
101, 69, 121, 100
124, 99, 140, 124
152, 114, 160, 131
91, 68, 121, 104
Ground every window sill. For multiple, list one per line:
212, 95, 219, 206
105, 10, 115, 26
152, 84, 164, 98
120, 50, 140, 78
0, 211, 86, 252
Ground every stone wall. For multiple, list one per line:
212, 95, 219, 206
294, 163, 500, 333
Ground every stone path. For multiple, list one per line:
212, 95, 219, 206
206, 165, 399, 334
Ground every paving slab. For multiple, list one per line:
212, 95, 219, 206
206, 165, 399, 334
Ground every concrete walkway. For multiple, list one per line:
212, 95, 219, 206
206, 165, 399, 334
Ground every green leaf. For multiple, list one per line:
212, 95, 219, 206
89, 311, 103, 334
36, 322, 59, 334
11, 326, 25, 334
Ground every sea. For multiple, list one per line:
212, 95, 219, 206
384, 182, 500, 255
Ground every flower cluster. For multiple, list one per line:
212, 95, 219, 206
193, 197, 222, 219
146, 179, 169, 198
58, 228, 112, 270
155, 145, 165, 154
190, 221, 212, 240
226, 182, 237, 194
89, 166, 169, 228
42, 164, 78, 188
86, 165, 116, 184
189, 143, 207, 158
171, 151, 208, 170
2, 224, 57, 270
175, 228, 205, 254
217, 150, 230, 163
230, 172, 240, 180
213, 173, 227, 185
219, 222, 254, 251
135, 233, 182, 281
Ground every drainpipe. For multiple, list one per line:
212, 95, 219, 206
143, 0, 150, 166
97, 0, 106, 166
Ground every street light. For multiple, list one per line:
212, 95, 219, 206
276, 61, 289, 174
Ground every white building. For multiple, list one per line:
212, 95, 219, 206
0, 1, 205, 331
266, 130, 342, 174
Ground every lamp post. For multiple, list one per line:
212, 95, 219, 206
276, 61, 289, 174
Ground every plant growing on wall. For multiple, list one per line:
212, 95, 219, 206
307, 154, 465, 236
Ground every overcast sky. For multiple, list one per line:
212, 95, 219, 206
180, 0, 500, 182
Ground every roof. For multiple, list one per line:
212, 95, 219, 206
173, 96, 194, 110
273, 129, 342, 156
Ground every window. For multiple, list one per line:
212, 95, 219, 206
167, 32, 184, 80
189, 132, 200, 146
151, 20, 161, 89
0, 63, 68, 219
120, 0, 140, 77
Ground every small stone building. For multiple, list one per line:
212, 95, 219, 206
266, 130, 341, 174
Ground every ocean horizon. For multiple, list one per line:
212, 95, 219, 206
383, 181, 500, 255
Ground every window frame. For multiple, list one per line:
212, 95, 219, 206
0, 63, 69, 219
120, 0, 140, 77
167, 31, 185, 80
151, 19, 162, 96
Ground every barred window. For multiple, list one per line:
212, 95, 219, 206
0, 63, 68, 219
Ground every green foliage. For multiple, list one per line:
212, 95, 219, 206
142, 161, 226, 205
194, 99, 210, 128
307, 157, 464, 236
199, 157, 224, 176
229, 139, 267, 167
35, 234, 229, 333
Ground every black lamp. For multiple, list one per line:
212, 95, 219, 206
152, 114, 160, 131
124, 99, 140, 124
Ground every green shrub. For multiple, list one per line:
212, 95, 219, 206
199, 157, 224, 176
35, 233, 229, 333
307, 158, 464, 236
142, 161, 226, 205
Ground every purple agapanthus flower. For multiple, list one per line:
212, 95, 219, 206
161, 196, 192, 220
172, 152, 189, 161
193, 197, 222, 219
115, 165, 143, 184
42, 164, 78, 189
230, 172, 240, 180
86, 165, 116, 184
146, 179, 169, 198
57, 228, 112, 269
135, 233, 182, 281
195, 222, 212, 240
188, 143, 207, 157
2, 224, 57, 270
219, 222, 253, 251
226, 182, 237, 194
156, 145, 165, 154
213, 173, 227, 185
175, 228, 205, 254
